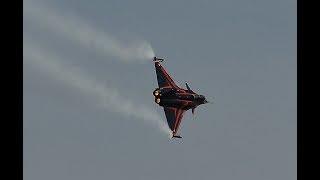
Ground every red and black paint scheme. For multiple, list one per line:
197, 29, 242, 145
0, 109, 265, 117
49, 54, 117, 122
152, 57, 209, 139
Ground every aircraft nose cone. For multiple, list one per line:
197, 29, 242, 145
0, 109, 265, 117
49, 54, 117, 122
198, 95, 207, 104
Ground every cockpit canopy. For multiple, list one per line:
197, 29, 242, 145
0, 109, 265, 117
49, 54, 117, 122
194, 94, 205, 101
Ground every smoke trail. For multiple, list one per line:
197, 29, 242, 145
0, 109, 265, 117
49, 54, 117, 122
23, 43, 171, 137
24, 1, 155, 62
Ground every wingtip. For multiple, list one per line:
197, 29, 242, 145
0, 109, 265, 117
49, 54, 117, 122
153, 56, 164, 63
172, 136, 182, 139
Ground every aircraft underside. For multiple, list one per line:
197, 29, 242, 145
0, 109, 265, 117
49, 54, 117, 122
152, 57, 209, 138
155, 98, 194, 109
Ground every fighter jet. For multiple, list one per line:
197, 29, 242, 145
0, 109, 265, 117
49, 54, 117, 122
152, 57, 209, 138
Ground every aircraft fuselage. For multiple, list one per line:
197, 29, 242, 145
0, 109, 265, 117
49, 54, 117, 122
153, 87, 207, 110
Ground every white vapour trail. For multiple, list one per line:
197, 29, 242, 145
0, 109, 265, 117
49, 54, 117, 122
24, 1, 155, 62
23, 44, 171, 137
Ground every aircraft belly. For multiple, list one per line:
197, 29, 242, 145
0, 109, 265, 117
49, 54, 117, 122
159, 99, 192, 108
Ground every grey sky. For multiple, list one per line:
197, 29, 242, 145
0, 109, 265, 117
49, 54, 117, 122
24, 0, 296, 180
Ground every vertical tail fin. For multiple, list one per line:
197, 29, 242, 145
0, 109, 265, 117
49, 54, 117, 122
185, 82, 195, 93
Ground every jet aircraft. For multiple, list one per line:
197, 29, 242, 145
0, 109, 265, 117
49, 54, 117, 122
152, 57, 209, 138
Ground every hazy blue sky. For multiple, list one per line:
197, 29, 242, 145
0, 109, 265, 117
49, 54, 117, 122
24, 0, 296, 180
